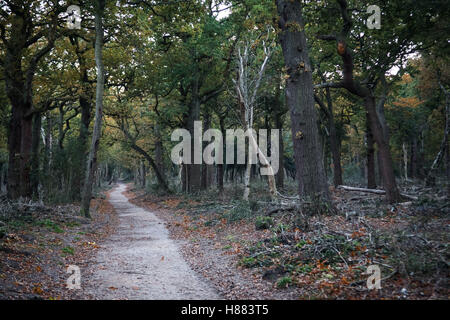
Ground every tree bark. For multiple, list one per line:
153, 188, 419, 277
81, 0, 105, 217
154, 123, 164, 179
217, 116, 225, 193
43, 113, 52, 197
31, 112, 41, 199
315, 90, 343, 187
365, 96, 400, 201
201, 111, 211, 190
274, 112, 285, 188
276, 0, 330, 202
3, 7, 57, 200
325, 89, 343, 187
366, 112, 377, 189
186, 81, 202, 193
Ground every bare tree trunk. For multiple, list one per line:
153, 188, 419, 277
81, 0, 105, 218
243, 159, 252, 200
234, 31, 277, 200
276, 0, 330, 202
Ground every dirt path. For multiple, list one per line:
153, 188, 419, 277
84, 184, 220, 299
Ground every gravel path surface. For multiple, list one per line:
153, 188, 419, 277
84, 184, 220, 299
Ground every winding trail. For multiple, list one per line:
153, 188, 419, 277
85, 184, 220, 299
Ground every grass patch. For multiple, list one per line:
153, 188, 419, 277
61, 246, 75, 255
276, 276, 292, 288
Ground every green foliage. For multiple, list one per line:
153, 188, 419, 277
61, 246, 75, 256
224, 201, 252, 222
38, 219, 64, 233
239, 256, 258, 268
276, 276, 292, 288
255, 216, 273, 230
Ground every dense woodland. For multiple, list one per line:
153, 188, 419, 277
0, 0, 449, 300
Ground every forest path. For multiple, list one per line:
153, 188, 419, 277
84, 183, 220, 299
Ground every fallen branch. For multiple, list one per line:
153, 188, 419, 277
266, 205, 296, 216
337, 185, 418, 201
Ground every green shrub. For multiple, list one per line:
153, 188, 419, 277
255, 216, 274, 230
224, 201, 252, 222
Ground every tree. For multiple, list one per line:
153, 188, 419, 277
0, 1, 68, 199
233, 28, 277, 200
276, 0, 330, 202
315, 0, 401, 202
81, 0, 105, 217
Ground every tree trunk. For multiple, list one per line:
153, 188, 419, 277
217, 117, 225, 193
325, 89, 343, 187
409, 137, 417, 179
186, 85, 202, 193
73, 94, 92, 199
201, 111, 211, 190
81, 0, 105, 217
365, 96, 400, 202
377, 150, 383, 186
43, 113, 52, 197
243, 160, 252, 200
402, 142, 408, 180
446, 139, 450, 198
274, 113, 285, 188
154, 123, 164, 178
140, 160, 146, 188
276, 0, 330, 201
20, 113, 33, 198
130, 144, 169, 192
4, 19, 30, 200
366, 112, 377, 189
31, 112, 41, 199
425, 81, 449, 186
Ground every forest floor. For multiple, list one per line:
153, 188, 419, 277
127, 181, 449, 300
1, 181, 448, 300
0, 188, 118, 299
